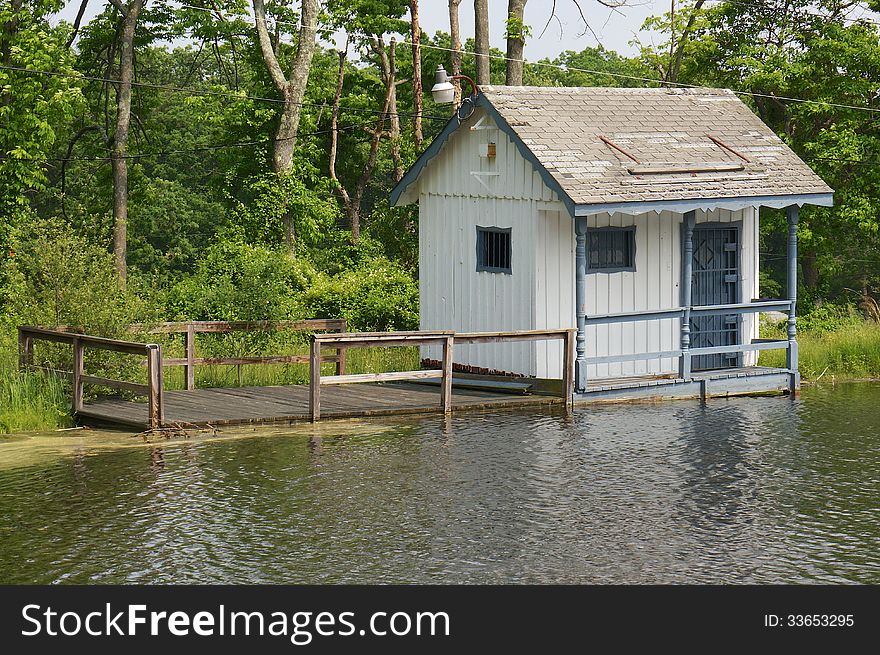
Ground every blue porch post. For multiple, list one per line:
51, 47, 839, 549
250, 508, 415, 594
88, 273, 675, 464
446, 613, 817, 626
575, 215, 588, 392
786, 205, 800, 390
680, 210, 696, 380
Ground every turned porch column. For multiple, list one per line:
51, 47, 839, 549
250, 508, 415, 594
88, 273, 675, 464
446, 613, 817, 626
680, 210, 696, 380
575, 215, 588, 392
786, 205, 800, 387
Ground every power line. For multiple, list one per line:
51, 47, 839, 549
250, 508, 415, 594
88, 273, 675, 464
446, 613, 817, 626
403, 38, 880, 116
0, 64, 450, 122
1, 124, 371, 163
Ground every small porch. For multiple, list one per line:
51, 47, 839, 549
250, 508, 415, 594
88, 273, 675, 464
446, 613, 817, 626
573, 205, 802, 401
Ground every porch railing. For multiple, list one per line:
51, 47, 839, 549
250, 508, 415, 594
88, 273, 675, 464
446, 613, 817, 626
309, 328, 577, 421
580, 300, 794, 377
18, 326, 165, 428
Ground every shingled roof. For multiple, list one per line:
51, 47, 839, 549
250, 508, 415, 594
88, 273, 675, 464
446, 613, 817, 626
391, 85, 833, 215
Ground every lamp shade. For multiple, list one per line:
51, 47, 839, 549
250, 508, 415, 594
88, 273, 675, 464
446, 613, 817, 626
431, 64, 455, 104
431, 81, 455, 104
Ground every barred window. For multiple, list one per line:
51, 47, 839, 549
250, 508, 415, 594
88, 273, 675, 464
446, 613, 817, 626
476, 227, 512, 274
589, 227, 635, 272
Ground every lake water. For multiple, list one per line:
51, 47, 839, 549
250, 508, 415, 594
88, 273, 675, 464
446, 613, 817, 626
1, 383, 878, 584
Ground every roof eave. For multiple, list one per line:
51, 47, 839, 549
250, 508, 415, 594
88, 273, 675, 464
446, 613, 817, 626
573, 192, 834, 217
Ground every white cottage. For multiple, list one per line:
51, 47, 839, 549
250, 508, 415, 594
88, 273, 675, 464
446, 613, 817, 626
390, 86, 833, 401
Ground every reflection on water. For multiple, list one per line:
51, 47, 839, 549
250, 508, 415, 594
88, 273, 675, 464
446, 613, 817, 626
0, 383, 878, 584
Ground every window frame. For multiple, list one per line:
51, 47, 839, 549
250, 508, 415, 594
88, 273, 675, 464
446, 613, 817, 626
587, 226, 637, 273
475, 225, 513, 274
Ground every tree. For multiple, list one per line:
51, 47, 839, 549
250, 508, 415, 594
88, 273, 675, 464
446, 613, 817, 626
448, 0, 463, 105
474, 0, 489, 85
409, 0, 423, 148
505, 0, 527, 85
252, 0, 320, 253
108, 0, 144, 288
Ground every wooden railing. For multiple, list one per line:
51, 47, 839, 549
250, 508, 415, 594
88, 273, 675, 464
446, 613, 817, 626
581, 300, 794, 376
309, 328, 577, 421
18, 326, 165, 428
20, 323, 576, 427
134, 319, 347, 390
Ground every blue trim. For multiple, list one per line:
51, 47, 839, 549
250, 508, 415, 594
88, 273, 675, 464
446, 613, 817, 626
389, 94, 577, 214
574, 193, 833, 217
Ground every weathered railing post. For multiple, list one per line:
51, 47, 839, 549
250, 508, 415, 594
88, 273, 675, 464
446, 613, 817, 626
146, 344, 164, 428
72, 336, 84, 414
309, 337, 321, 422
184, 324, 196, 390
17, 327, 33, 371
574, 216, 589, 392
336, 319, 347, 376
680, 211, 696, 381
562, 328, 575, 411
786, 205, 800, 392
440, 335, 454, 413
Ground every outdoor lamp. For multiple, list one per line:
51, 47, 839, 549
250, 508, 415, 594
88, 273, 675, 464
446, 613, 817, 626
431, 65, 478, 104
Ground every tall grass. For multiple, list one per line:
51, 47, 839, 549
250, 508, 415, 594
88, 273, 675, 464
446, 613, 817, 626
0, 334, 71, 434
760, 320, 880, 380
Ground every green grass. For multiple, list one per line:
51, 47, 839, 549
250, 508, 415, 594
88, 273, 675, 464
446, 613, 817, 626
0, 334, 72, 434
760, 320, 880, 381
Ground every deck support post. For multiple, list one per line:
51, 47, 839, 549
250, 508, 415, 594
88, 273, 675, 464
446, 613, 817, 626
17, 327, 33, 371
184, 324, 196, 390
72, 337, 84, 415
786, 205, 800, 392
680, 210, 696, 381
562, 328, 575, 411
336, 319, 347, 375
147, 344, 164, 428
309, 338, 321, 422
574, 216, 589, 392
440, 335, 454, 413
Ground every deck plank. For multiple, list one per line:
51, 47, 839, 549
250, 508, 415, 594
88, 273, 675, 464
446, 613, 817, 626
80, 381, 560, 429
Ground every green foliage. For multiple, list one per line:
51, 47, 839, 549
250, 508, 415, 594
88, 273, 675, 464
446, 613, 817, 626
302, 257, 418, 331
165, 237, 312, 322
6, 217, 149, 330
0, 2, 82, 303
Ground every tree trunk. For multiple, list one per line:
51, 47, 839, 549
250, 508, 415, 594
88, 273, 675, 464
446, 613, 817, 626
666, 0, 705, 83
474, 0, 490, 85
802, 249, 819, 289
253, 0, 320, 255
505, 0, 526, 85
347, 57, 396, 244
110, 0, 144, 289
372, 37, 403, 184
329, 48, 351, 213
410, 1, 423, 149
448, 0, 463, 107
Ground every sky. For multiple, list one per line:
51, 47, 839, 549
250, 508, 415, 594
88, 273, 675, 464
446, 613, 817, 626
55, 0, 665, 59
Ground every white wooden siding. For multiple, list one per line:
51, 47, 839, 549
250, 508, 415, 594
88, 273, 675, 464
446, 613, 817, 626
414, 107, 761, 379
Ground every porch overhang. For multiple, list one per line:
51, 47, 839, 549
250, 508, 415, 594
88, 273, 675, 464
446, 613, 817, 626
572, 192, 833, 217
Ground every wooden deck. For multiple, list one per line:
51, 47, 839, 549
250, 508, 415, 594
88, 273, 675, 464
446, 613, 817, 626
78, 382, 564, 429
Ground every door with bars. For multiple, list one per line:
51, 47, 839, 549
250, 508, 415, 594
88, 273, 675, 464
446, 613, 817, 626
690, 225, 740, 370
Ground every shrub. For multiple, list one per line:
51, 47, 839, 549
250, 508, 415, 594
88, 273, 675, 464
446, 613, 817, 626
303, 258, 419, 332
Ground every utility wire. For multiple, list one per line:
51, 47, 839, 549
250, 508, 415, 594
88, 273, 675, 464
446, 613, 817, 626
0, 64, 450, 122
1, 124, 371, 163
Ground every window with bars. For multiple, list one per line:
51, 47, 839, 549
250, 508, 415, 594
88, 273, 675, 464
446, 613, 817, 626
476, 226, 512, 274
589, 227, 636, 272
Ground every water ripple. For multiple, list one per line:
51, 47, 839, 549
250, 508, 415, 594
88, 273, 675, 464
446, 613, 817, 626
1, 383, 879, 584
